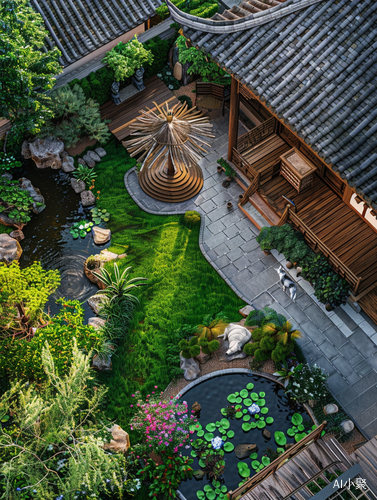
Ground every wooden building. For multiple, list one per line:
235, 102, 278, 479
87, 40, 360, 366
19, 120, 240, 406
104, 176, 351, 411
169, 0, 377, 315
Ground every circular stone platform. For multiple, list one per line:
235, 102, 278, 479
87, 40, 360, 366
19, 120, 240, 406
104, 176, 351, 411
138, 163, 203, 202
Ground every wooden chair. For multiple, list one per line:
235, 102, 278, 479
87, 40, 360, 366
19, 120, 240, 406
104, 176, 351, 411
195, 82, 230, 116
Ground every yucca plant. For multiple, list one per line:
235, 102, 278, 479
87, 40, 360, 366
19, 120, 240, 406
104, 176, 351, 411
273, 361, 303, 388
277, 321, 302, 345
93, 263, 147, 305
195, 315, 228, 341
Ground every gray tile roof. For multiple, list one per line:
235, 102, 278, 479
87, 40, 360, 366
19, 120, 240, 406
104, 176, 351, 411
169, 0, 377, 207
32, 0, 162, 67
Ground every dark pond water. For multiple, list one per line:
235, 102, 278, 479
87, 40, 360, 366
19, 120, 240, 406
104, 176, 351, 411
17, 161, 110, 321
178, 373, 311, 500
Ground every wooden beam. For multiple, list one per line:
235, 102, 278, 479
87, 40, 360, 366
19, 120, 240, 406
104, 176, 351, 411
228, 77, 239, 161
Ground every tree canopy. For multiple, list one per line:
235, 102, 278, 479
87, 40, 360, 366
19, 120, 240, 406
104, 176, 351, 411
0, 0, 62, 144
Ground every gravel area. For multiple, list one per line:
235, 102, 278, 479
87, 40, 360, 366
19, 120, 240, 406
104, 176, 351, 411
173, 82, 197, 103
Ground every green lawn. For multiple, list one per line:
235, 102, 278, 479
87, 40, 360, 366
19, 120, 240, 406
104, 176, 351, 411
92, 139, 245, 427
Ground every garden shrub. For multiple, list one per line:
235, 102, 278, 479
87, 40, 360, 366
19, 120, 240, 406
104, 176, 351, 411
157, 64, 180, 90
69, 65, 115, 105
184, 210, 201, 228
286, 363, 329, 404
144, 36, 172, 80
178, 95, 193, 109
245, 306, 285, 328
257, 225, 350, 306
103, 37, 153, 82
0, 299, 107, 381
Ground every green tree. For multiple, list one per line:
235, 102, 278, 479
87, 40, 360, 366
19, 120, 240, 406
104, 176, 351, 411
0, 261, 60, 337
103, 37, 154, 82
0, 340, 137, 499
0, 0, 62, 148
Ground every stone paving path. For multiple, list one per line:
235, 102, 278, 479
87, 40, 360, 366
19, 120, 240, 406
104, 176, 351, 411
124, 110, 377, 439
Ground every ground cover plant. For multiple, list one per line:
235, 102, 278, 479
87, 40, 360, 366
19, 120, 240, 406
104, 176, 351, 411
90, 138, 245, 429
156, 0, 219, 19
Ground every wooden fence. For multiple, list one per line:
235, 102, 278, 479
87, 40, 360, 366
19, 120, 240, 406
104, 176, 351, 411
227, 421, 327, 500
232, 148, 260, 205
237, 117, 277, 153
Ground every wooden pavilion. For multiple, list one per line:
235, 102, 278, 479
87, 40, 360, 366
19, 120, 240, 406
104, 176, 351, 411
169, 0, 377, 316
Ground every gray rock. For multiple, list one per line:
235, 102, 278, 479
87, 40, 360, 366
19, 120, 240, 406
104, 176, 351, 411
87, 150, 101, 163
1, 173, 12, 181
71, 178, 86, 193
195, 346, 210, 364
340, 419, 354, 434
25, 137, 64, 169
87, 294, 105, 314
0, 234, 22, 263
234, 443, 258, 459
92, 354, 111, 371
92, 226, 111, 245
103, 424, 130, 453
19, 178, 45, 213
262, 429, 271, 440
9, 230, 24, 242
0, 213, 20, 228
83, 154, 95, 168
88, 317, 106, 330
180, 354, 200, 381
21, 141, 31, 159
80, 190, 96, 207
95, 147, 107, 158
324, 403, 338, 415
239, 305, 255, 317
78, 158, 86, 167
62, 156, 75, 173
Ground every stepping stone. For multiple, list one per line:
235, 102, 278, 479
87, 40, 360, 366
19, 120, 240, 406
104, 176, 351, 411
100, 249, 126, 261
71, 178, 85, 193
80, 190, 96, 207
95, 147, 107, 158
61, 156, 75, 173
239, 305, 255, 317
9, 229, 24, 242
78, 158, 86, 166
92, 226, 111, 245
87, 150, 101, 163
83, 154, 95, 167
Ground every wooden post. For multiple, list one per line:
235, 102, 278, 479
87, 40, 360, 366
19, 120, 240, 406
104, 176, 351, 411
167, 153, 175, 176
228, 77, 239, 161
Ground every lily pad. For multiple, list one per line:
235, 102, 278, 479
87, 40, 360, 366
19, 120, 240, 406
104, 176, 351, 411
250, 452, 258, 459
197, 430, 205, 437
235, 392, 239, 396
244, 398, 252, 406
204, 433, 214, 442
242, 409, 248, 414
251, 460, 260, 470
237, 462, 251, 478
250, 422, 257, 429
227, 394, 237, 403
262, 456, 270, 466
257, 399, 265, 406
277, 448, 285, 454
266, 417, 274, 424
240, 389, 249, 398
298, 424, 305, 432
197, 491, 205, 499
295, 432, 306, 442
191, 450, 197, 457
256, 420, 266, 429
221, 408, 227, 416
224, 442, 234, 452
206, 423, 216, 432
207, 491, 216, 500
243, 415, 251, 422
236, 412, 243, 419
246, 382, 254, 390
291, 413, 303, 426
274, 431, 287, 446
261, 407, 269, 414
250, 392, 259, 401
220, 418, 230, 429
221, 485, 227, 493
204, 485, 213, 492
287, 428, 296, 436
222, 436, 227, 441
235, 397, 242, 404
242, 422, 252, 432
199, 459, 206, 467
259, 391, 266, 397
227, 430, 235, 438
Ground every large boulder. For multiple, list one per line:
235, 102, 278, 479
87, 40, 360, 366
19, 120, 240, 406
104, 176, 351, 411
61, 156, 75, 173
0, 234, 22, 263
80, 190, 96, 207
87, 294, 105, 314
180, 354, 200, 381
92, 226, 111, 245
0, 213, 23, 228
103, 424, 130, 453
234, 443, 258, 459
19, 178, 45, 213
87, 150, 101, 163
24, 137, 64, 169
95, 147, 107, 158
83, 154, 95, 168
71, 178, 86, 193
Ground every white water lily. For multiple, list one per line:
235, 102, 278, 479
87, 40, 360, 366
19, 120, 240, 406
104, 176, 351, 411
79, 225, 84, 229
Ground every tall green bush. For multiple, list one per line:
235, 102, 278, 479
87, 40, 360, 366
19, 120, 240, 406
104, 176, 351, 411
103, 37, 153, 82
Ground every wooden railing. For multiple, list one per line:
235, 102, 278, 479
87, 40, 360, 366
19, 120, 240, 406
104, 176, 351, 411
288, 209, 362, 295
232, 148, 260, 206
227, 421, 327, 500
237, 117, 277, 154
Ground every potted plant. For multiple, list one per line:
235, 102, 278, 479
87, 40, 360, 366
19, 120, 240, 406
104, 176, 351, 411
103, 36, 153, 88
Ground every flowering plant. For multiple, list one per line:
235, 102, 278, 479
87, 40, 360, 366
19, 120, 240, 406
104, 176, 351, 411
286, 363, 329, 404
130, 389, 197, 455
0, 152, 21, 175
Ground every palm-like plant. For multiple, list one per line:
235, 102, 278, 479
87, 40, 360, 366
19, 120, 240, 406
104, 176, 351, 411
277, 321, 302, 345
93, 263, 147, 305
195, 316, 228, 341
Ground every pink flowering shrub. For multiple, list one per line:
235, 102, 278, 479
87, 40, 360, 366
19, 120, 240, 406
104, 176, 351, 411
129, 387, 198, 455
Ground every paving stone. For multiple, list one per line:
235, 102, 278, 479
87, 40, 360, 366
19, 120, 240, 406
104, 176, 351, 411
224, 224, 240, 238
304, 304, 333, 331
349, 353, 364, 367
213, 242, 230, 256
268, 302, 289, 318
207, 219, 226, 235
245, 266, 278, 292
271, 287, 292, 307
267, 283, 280, 294
261, 253, 277, 267
366, 353, 377, 371
314, 355, 336, 375
226, 234, 245, 250
249, 260, 267, 275
331, 355, 352, 377
240, 228, 257, 242
327, 372, 349, 395
285, 302, 309, 325
206, 232, 227, 249
301, 341, 322, 363
252, 292, 274, 310
336, 387, 358, 407
338, 342, 361, 361
300, 321, 326, 345
353, 360, 373, 377
344, 386, 377, 418
231, 268, 253, 289
355, 402, 377, 431
334, 306, 358, 331
241, 238, 260, 252
359, 320, 376, 337
206, 206, 229, 223
236, 218, 256, 232
205, 249, 217, 262
348, 328, 377, 355
350, 370, 377, 395
201, 199, 218, 213
322, 325, 348, 348
203, 175, 218, 189
221, 263, 239, 278
299, 279, 315, 295
233, 255, 252, 270
318, 340, 339, 360
227, 246, 243, 262
295, 293, 313, 310
241, 282, 263, 300
361, 419, 377, 439
345, 370, 361, 385
214, 255, 231, 270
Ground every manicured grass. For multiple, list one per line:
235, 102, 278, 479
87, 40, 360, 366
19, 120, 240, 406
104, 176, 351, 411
93, 138, 245, 428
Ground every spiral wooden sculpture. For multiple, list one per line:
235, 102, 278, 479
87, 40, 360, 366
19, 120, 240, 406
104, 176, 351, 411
124, 101, 214, 202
